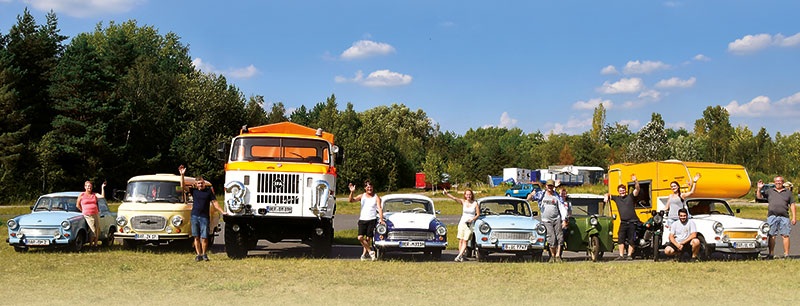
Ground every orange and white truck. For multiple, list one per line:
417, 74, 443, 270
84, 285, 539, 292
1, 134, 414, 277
220, 122, 338, 258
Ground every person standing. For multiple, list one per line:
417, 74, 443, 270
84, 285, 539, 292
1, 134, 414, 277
559, 187, 571, 256
528, 179, 568, 262
664, 173, 701, 224
604, 174, 640, 260
76, 180, 106, 248
443, 188, 479, 262
756, 177, 797, 259
349, 180, 384, 261
179, 165, 226, 262
664, 208, 701, 261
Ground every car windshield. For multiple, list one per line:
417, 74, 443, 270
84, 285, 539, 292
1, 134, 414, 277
686, 200, 733, 216
230, 136, 330, 164
480, 200, 531, 217
568, 198, 605, 216
125, 181, 183, 203
383, 198, 433, 214
33, 197, 80, 212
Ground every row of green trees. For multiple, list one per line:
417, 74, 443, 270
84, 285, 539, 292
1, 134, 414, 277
0, 10, 796, 203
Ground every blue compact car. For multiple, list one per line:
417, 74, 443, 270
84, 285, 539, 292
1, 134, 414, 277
373, 194, 447, 260
504, 183, 541, 199
6, 192, 117, 252
468, 196, 546, 261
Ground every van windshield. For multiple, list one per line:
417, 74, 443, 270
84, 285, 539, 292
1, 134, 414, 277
126, 181, 183, 203
230, 137, 330, 164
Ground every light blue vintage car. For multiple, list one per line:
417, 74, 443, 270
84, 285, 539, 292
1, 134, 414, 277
6, 192, 117, 252
468, 196, 546, 261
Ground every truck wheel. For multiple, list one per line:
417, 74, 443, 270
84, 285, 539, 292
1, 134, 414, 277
122, 239, 138, 250
652, 234, 661, 262
225, 222, 249, 259
311, 219, 333, 258
590, 235, 600, 262
70, 232, 86, 252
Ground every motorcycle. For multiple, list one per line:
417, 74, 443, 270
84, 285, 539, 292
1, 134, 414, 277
632, 210, 665, 261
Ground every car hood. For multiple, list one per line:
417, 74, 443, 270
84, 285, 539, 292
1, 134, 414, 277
16, 211, 83, 227
692, 214, 765, 229
385, 212, 436, 230
480, 215, 538, 230
119, 202, 192, 213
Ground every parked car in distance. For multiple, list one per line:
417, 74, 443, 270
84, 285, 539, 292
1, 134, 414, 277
504, 183, 542, 199
373, 194, 447, 260
6, 192, 116, 252
755, 183, 793, 203
563, 194, 614, 262
115, 174, 221, 249
468, 196, 546, 261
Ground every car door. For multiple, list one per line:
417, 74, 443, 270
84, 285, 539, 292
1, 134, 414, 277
97, 199, 111, 237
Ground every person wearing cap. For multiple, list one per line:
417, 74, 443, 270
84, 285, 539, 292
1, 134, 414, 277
527, 179, 567, 262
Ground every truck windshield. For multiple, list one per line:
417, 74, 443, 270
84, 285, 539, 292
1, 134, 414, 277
230, 137, 330, 164
126, 181, 183, 203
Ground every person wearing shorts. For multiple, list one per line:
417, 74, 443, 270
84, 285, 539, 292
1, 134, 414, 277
664, 208, 701, 261
349, 180, 383, 261
76, 180, 106, 248
756, 177, 797, 259
444, 188, 479, 262
180, 165, 226, 262
529, 179, 567, 262
605, 174, 640, 260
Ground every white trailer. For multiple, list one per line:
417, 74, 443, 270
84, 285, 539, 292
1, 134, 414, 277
503, 168, 532, 184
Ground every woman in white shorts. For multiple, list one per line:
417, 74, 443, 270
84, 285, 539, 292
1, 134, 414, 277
444, 188, 479, 262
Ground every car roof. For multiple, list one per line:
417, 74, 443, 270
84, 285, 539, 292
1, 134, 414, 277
41, 191, 82, 197
566, 193, 604, 199
381, 194, 434, 202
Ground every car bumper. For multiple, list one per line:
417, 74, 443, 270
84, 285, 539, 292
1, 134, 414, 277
7, 237, 71, 247
374, 241, 447, 249
710, 241, 768, 254
115, 233, 193, 240
477, 241, 545, 251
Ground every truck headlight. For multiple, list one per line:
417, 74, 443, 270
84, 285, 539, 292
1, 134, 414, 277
590, 216, 598, 226
436, 225, 447, 236
116, 216, 127, 227
479, 222, 491, 234
536, 223, 546, 235
376, 223, 387, 235
61, 220, 71, 230
171, 215, 183, 227
7, 219, 18, 230
760, 223, 770, 234
713, 221, 723, 235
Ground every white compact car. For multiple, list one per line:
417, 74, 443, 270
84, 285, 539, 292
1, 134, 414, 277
372, 194, 447, 260
657, 197, 769, 259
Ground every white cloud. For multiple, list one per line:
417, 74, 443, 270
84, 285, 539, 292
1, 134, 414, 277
655, 77, 696, 89
638, 89, 662, 100
192, 58, 260, 79
600, 65, 618, 75
26, 0, 144, 18
499, 112, 518, 128
340, 40, 396, 60
777, 92, 800, 105
546, 117, 592, 135
623, 60, 670, 75
335, 69, 413, 87
618, 120, 641, 129
728, 32, 800, 55
666, 121, 688, 129
725, 96, 772, 117
693, 54, 711, 61
597, 77, 644, 94
573, 98, 613, 110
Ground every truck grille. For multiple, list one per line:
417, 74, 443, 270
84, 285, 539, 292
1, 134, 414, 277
256, 173, 301, 204
19, 227, 58, 237
494, 231, 531, 240
387, 231, 434, 241
131, 215, 166, 231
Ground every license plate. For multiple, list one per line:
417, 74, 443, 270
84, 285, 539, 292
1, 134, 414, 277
25, 239, 50, 246
733, 241, 756, 249
400, 241, 425, 248
267, 206, 292, 213
135, 234, 159, 240
502, 244, 528, 251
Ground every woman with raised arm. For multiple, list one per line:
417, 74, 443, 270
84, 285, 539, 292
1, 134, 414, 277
443, 188, 479, 262
76, 180, 106, 248
665, 173, 701, 224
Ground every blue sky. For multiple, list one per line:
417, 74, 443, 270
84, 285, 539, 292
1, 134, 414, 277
1, 1, 798, 135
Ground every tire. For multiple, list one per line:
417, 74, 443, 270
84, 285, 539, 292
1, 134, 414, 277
311, 219, 333, 258
13, 246, 27, 253
505, 193, 512, 197
652, 233, 661, 262
530, 250, 543, 262
697, 236, 711, 261
70, 231, 86, 252
430, 249, 442, 261
173, 238, 195, 251
101, 228, 116, 247
476, 248, 488, 262
590, 235, 600, 262
122, 239, 138, 250
375, 247, 384, 260
224, 222, 249, 259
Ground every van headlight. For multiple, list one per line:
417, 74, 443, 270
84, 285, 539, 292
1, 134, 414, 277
376, 223, 387, 235
171, 215, 183, 227
760, 223, 770, 234
116, 216, 127, 227
713, 221, 723, 235
536, 223, 546, 235
7, 219, 18, 230
436, 225, 447, 236
61, 220, 71, 230
479, 222, 491, 234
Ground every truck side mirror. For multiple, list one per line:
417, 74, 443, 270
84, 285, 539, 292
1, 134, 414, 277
217, 142, 230, 161
532, 211, 538, 217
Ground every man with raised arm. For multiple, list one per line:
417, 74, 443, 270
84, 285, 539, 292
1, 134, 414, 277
757, 176, 796, 259
605, 174, 640, 260
179, 165, 226, 262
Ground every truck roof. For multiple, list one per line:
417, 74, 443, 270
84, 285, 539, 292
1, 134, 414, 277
241, 122, 334, 144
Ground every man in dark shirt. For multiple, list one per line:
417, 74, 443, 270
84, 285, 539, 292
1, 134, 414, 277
756, 177, 797, 259
605, 174, 640, 260
180, 165, 226, 261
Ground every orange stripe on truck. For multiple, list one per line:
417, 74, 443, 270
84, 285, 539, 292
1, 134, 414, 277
225, 162, 336, 175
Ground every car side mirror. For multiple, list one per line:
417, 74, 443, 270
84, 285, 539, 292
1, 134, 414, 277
532, 211, 538, 217
29, 205, 34, 210
736, 208, 741, 214
435, 210, 441, 215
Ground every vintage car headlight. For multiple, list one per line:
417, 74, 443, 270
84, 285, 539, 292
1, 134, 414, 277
61, 220, 71, 230
529, 234, 536, 243
436, 225, 447, 236
54, 230, 61, 238
760, 223, 770, 234
489, 234, 498, 244
165, 227, 173, 234
536, 223, 546, 235
116, 216, 127, 227
171, 215, 183, 227
123, 226, 131, 233
479, 222, 491, 234
713, 221, 723, 235
7, 219, 18, 230
376, 223, 388, 235
589, 216, 599, 226
227, 199, 244, 213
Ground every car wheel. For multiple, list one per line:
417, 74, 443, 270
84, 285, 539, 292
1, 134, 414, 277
224, 222, 249, 259
590, 235, 600, 262
311, 219, 333, 258
430, 249, 442, 261
13, 246, 27, 253
122, 239, 139, 250
697, 235, 711, 261
530, 250, 543, 262
101, 228, 115, 247
375, 247, 384, 260
70, 231, 86, 252
476, 248, 488, 262
505, 193, 511, 197
652, 233, 661, 262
